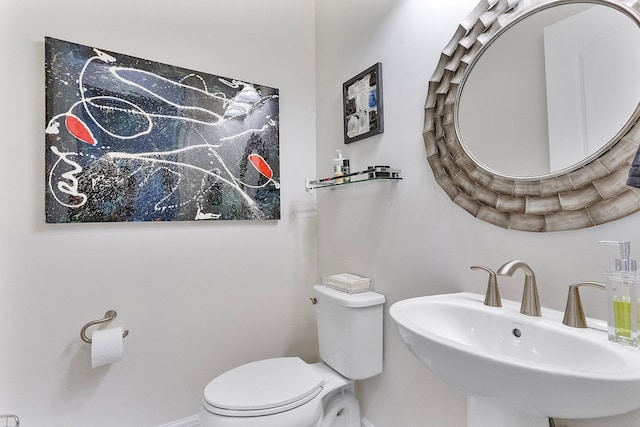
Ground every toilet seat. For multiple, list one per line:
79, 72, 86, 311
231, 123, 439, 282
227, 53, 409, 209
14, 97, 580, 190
203, 357, 324, 417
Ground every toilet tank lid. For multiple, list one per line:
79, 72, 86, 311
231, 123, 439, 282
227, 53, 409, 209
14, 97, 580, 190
203, 357, 323, 411
313, 284, 385, 308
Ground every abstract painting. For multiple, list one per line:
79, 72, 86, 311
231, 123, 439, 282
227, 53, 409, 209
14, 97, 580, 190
45, 37, 280, 223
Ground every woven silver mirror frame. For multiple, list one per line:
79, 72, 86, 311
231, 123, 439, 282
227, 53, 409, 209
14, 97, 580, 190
424, 0, 640, 232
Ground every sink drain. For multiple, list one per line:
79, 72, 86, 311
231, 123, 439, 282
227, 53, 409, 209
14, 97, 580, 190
512, 328, 522, 338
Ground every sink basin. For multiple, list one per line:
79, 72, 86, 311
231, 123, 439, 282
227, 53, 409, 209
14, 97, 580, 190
390, 293, 640, 425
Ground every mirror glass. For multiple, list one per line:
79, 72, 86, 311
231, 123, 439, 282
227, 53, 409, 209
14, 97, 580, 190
457, 3, 640, 178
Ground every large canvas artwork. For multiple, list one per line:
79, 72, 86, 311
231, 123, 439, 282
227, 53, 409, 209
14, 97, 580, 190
45, 37, 280, 223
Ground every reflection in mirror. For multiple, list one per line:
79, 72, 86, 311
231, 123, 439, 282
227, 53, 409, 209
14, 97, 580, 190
458, 3, 640, 178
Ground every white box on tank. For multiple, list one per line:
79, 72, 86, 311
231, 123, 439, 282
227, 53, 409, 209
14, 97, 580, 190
313, 284, 385, 380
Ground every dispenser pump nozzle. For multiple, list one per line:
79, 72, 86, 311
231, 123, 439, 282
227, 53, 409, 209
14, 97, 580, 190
599, 240, 637, 272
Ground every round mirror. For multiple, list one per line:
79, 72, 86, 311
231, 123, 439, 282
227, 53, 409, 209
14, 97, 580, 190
458, 3, 640, 178
424, 0, 640, 232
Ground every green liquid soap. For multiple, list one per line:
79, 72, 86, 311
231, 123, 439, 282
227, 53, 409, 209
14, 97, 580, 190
613, 298, 639, 338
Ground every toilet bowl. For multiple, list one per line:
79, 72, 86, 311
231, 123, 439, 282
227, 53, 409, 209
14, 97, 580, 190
199, 358, 360, 427
199, 285, 385, 427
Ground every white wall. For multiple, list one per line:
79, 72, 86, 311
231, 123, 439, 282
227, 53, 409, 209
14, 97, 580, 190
0, 1, 317, 426
315, 1, 640, 427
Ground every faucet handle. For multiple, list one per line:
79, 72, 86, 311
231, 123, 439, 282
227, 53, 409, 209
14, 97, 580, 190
562, 281, 606, 328
471, 265, 502, 307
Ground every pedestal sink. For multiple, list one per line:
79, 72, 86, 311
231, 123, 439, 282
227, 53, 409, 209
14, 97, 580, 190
390, 293, 640, 427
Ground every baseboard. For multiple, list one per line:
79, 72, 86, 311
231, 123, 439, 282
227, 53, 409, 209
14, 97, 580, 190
156, 415, 199, 427
361, 417, 375, 427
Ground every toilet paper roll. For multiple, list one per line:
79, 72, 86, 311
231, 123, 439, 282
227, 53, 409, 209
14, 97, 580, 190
91, 327, 124, 368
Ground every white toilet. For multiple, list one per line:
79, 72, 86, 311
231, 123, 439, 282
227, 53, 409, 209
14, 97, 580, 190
199, 284, 385, 427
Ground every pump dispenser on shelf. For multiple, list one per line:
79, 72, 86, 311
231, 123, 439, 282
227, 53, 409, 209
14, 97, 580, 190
600, 240, 640, 346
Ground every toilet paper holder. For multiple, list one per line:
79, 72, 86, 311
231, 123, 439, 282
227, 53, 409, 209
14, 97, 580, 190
80, 310, 129, 344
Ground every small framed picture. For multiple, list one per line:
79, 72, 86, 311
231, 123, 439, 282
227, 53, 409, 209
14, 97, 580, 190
343, 62, 383, 144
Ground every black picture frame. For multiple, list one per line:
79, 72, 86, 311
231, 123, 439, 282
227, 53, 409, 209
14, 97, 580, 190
342, 62, 383, 144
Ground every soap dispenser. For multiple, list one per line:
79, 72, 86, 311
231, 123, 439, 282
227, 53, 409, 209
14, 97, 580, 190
600, 241, 640, 346
333, 150, 350, 184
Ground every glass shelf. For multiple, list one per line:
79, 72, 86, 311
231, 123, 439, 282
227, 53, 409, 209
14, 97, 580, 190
305, 166, 402, 192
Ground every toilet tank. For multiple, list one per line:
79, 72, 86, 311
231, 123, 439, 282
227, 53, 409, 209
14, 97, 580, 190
313, 284, 385, 380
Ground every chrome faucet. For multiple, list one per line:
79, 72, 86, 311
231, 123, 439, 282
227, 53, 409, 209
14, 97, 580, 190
496, 260, 541, 316
562, 281, 606, 328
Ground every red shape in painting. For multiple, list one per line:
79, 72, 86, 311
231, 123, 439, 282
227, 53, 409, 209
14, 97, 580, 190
65, 114, 97, 146
248, 154, 273, 180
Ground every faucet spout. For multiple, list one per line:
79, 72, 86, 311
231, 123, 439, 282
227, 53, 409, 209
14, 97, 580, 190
496, 260, 541, 317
